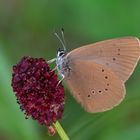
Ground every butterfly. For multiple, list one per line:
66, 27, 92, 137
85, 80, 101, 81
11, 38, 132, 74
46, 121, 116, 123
49, 30, 140, 113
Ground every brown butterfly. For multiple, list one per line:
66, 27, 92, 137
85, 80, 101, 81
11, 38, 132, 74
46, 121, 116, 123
49, 32, 140, 113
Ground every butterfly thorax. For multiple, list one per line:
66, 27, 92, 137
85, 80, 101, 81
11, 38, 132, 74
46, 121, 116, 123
56, 49, 71, 78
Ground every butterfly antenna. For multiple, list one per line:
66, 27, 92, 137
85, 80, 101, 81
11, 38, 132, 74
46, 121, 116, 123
54, 32, 66, 51
61, 28, 67, 51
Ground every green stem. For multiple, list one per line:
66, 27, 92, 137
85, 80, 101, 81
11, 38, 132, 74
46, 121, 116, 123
53, 121, 70, 140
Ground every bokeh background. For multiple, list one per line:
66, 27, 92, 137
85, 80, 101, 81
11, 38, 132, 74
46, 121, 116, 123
0, 0, 140, 140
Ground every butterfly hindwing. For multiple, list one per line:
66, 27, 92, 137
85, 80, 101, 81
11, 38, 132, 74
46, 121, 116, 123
64, 59, 125, 112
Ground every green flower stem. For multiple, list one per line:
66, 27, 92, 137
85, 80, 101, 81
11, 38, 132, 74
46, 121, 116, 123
53, 121, 70, 140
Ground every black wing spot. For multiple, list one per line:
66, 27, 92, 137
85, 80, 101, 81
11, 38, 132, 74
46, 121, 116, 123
87, 94, 91, 98
98, 90, 102, 93
105, 88, 108, 91
102, 69, 104, 72
113, 58, 116, 61
117, 48, 121, 55
105, 76, 108, 79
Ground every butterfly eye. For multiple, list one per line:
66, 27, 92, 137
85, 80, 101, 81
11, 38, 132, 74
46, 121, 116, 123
58, 52, 64, 57
57, 48, 65, 57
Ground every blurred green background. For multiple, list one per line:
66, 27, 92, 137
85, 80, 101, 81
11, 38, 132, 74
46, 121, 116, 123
0, 0, 140, 140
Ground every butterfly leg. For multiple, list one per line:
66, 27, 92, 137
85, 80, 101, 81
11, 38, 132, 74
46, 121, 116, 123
47, 58, 56, 64
57, 75, 65, 87
52, 66, 57, 71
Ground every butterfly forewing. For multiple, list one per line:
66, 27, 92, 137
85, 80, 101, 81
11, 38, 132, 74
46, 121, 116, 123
67, 37, 140, 82
64, 59, 125, 112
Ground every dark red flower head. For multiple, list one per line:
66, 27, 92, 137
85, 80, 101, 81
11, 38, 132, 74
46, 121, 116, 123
11, 56, 65, 126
